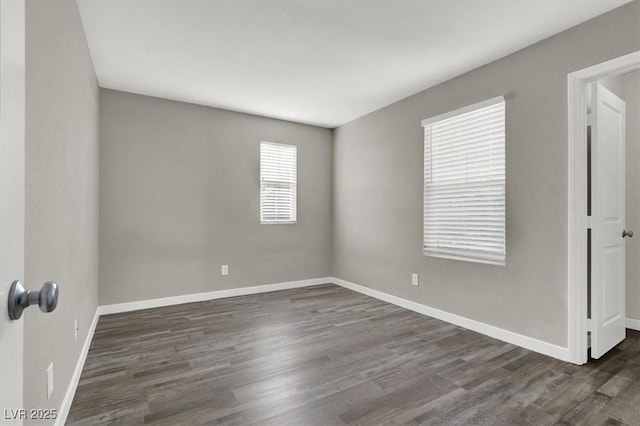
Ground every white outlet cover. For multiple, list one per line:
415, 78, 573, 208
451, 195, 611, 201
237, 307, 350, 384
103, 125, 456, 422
74, 319, 78, 340
221, 265, 229, 276
46, 363, 54, 399
411, 274, 419, 286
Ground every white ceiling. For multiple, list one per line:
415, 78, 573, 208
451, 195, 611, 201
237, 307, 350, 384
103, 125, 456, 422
77, 0, 630, 128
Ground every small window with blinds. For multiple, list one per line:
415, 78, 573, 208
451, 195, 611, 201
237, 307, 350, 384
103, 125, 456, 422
260, 141, 297, 224
422, 96, 505, 265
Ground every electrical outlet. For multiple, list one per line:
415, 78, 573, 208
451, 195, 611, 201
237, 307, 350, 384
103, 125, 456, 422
411, 273, 419, 286
221, 264, 229, 276
46, 363, 54, 399
74, 319, 79, 340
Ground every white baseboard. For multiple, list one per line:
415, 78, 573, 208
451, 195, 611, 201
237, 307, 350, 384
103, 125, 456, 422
99, 277, 333, 315
627, 318, 640, 331
331, 277, 571, 362
55, 308, 100, 426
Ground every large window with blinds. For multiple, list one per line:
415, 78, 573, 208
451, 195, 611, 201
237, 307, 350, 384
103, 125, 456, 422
422, 96, 505, 265
260, 141, 297, 224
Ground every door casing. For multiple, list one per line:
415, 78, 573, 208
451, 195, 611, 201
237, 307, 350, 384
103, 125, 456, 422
568, 50, 640, 364
0, 0, 26, 422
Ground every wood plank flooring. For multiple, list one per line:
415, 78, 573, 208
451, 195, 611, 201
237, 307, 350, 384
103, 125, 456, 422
67, 284, 640, 425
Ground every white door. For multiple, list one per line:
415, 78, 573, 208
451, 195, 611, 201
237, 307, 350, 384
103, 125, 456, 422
0, 0, 25, 423
591, 82, 627, 359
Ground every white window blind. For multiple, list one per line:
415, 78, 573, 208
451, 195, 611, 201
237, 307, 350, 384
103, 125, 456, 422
260, 141, 297, 224
422, 96, 505, 265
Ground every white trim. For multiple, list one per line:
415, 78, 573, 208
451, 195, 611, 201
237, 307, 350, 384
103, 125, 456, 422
55, 308, 100, 426
260, 140, 292, 149
627, 318, 640, 332
99, 278, 332, 315
422, 251, 506, 267
421, 95, 504, 127
332, 277, 570, 362
567, 50, 640, 365
567, 70, 589, 364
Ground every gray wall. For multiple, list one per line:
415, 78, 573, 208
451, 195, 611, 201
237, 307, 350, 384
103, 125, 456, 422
332, 2, 640, 348
99, 90, 332, 305
623, 71, 640, 321
24, 0, 99, 419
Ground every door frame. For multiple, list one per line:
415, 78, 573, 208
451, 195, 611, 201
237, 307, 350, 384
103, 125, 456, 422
0, 0, 25, 422
568, 50, 640, 364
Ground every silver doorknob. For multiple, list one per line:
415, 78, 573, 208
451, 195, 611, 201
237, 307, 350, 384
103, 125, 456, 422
622, 230, 634, 238
7, 280, 58, 320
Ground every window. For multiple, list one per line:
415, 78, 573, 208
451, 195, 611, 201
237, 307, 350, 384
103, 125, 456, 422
260, 141, 297, 224
422, 96, 505, 265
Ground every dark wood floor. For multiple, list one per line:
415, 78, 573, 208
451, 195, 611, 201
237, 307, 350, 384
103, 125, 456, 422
67, 284, 640, 425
